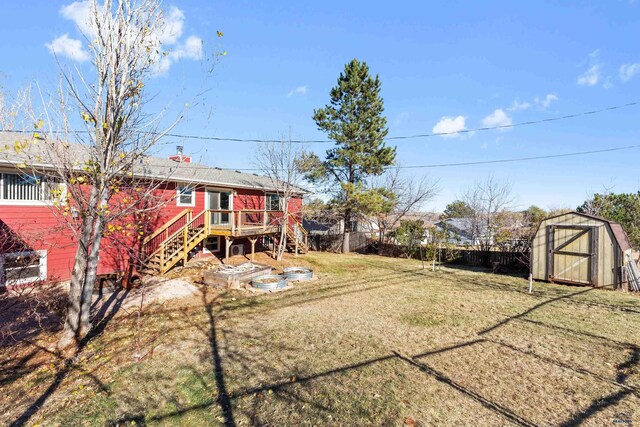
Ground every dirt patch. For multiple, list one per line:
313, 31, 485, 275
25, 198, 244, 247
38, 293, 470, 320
93, 277, 202, 312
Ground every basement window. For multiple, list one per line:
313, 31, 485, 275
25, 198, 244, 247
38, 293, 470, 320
0, 250, 47, 287
176, 185, 195, 206
204, 237, 220, 253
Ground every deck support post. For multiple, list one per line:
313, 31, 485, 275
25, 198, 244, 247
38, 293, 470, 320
225, 236, 234, 264
249, 237, 257, 262
183, 226, 188, 265
272, 235, 276, 258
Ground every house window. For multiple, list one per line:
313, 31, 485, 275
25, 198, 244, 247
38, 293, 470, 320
177, 185, 195, 206
266, 193, 283, 211
0, 173, 63, 203
0, 250, 47, 286
204, 237, 220, 253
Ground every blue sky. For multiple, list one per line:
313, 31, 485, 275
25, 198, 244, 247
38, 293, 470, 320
1, 1, 640, 211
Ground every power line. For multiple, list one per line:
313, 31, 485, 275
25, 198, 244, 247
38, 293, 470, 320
152, 100, 640, 142
385, 101, 640, 140
392, 144, 640, 169
1, 99, 638, 144
180, 143, 640, 171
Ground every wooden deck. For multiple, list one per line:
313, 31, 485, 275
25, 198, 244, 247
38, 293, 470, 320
209, 224, 280, 237
207, 209, 282, 237
142, 208, 307, 273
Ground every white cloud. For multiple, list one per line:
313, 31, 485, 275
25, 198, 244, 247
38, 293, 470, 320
432, 115, 466, 138
50, 1, 202, 75
152, 35, 203, 75
482, 109, 512, 129
60, 1, 96, 37
287, 85, 308, 97
179, 36, 204, 59
534, 93, 559, 110
620, 63, 640, 82
157, 6, 186, 45
509, 100, 531, 111
45, 33, 90, 62
577, 65, 601, 86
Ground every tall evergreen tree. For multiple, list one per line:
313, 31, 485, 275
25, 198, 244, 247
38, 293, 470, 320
442, 200, 474, 219
303, 59, 396, 252
578, 192, 640, 248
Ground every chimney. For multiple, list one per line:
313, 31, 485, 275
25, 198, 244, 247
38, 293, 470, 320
168, 145, 191, 163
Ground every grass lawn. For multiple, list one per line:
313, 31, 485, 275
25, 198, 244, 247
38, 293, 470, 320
1, 252, 639, 426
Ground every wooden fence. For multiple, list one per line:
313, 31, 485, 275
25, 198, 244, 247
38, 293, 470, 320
308, 232, 371, 253
307, 237, 529, 272
441, 248, 529, 271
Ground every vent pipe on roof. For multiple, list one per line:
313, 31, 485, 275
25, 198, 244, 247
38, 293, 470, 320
169, 145, 191, 163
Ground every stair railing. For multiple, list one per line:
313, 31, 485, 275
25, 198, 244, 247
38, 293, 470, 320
147, 209, 208, 273
142, 209, 192, 257
286, 213, 308, 250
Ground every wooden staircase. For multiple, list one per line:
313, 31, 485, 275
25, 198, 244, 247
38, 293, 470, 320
141, 210, 208, 274
140, 210, 309, 275
285, 213, 309, 254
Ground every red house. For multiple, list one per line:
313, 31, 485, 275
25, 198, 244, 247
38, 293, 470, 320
0, 133, 307, 287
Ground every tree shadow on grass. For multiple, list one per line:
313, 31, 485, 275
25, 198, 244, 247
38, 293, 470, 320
200, 286, 236, 426
558, 345, 639, 427
476, 287, 595, 336
12, 260, 637, 426
111, 265, 638, 426
8, 288, 129, 427
0, 284, 67, 350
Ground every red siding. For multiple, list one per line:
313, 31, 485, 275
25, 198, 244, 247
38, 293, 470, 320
1, 183, 304, 283
234, 188, 265, 211
0, 205, 77, 281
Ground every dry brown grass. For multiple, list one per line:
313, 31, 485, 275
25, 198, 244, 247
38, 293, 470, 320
1, 252, 639, 426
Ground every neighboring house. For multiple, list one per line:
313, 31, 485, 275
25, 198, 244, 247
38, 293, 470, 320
434, 218, 492, 246
0, 132, 306, 286
303, 219, 340, 236
306, 211, 439, 243
304, 216, 375, 236
390, 211, 438, 244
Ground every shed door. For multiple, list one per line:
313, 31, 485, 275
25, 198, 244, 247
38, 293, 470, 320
547, 225, 598, 285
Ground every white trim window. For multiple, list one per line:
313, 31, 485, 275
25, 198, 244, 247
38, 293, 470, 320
0, 250, 47, 287
204, 236, 220, 253
0, 172, 64, 205
266, 193, 283, 211
176, 184, 196, 207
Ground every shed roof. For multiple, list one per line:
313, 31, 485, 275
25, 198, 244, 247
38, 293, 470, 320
542, 211, 632, 251
0, 132, 306, 194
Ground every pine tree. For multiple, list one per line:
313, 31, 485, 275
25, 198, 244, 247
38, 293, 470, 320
305, 59, 396, 252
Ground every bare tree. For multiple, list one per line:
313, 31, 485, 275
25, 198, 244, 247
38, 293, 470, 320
254, 137, 304, 260
371, 166, 439, 243
6, 0, 194, 349
0, 85, 30, 130
462, 175, 514, 260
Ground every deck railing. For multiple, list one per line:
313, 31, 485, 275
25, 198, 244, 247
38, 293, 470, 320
144, 209, 298, 259
207, 209, 283, 235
